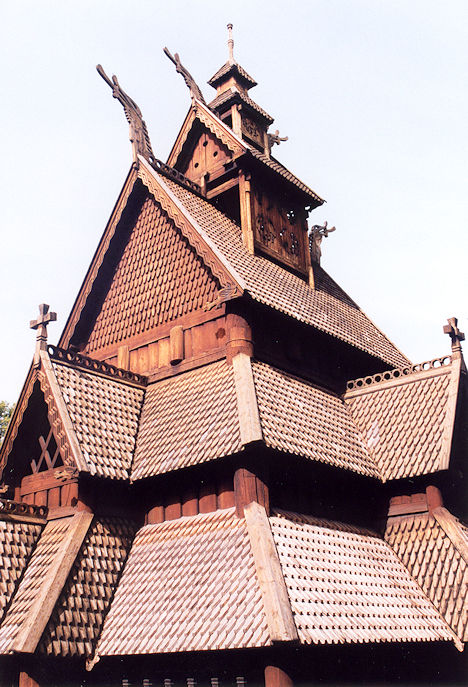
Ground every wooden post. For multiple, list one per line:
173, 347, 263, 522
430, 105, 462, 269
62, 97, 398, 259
226, 313, 253, 362
19, 670, 40, 687
426, 485, 443, 512
238, 171, 254, 254
147, 505, 164, 524
264, 666, 293, 687
234, 467, 269, 517
170, 325, 184, 365
117, 345, 130, 370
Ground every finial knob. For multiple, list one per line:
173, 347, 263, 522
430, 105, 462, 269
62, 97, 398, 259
227, 23, 234, 64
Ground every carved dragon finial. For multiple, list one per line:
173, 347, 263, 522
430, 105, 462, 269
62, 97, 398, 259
227, 23, 235, 64
267, 129, 288, 155
96, 64, 155, 164
163, 48, 206, 105
308, 221, 336, 264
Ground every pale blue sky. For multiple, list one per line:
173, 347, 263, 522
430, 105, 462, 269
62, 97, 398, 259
1, 0, 467, 400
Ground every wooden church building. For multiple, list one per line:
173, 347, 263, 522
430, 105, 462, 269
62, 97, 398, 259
0, 26, 466, 687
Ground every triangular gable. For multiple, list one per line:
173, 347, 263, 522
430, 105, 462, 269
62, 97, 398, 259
0, 351, 87, 487
60, 158, 243, 354
167, 100, 247, 171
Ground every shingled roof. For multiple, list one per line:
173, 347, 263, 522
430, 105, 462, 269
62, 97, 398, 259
153, 169, 408, 369
132, 359, 242, 480
344, 356, 461, 481
209, 88, 274, 124
96, 508, 270, 656
94, 507, 456, 657
386, 508, 468, 642
51, 357, 145, 480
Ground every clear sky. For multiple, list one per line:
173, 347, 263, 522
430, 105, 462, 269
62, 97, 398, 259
1, 0, 467, 401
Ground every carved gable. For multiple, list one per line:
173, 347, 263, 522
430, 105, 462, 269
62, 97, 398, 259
83, 194, 221, 356
181, 128, 233, 187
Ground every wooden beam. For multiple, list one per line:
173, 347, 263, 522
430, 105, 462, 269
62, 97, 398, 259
170, 325, 184, 365
232, 352, 262, 445
11, 511, 93, 654
238, 171, 255, 254
244, 501, 298, 643
433, 506, 468, 566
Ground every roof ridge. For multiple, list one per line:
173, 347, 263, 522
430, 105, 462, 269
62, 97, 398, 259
272, 508, 379, 537
345, 354, 452, 392
48, 345, 147, 387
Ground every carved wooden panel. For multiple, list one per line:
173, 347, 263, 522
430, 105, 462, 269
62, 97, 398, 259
251, 181, 308, 273
183, 130, 232, 185
241, 116, 264, 149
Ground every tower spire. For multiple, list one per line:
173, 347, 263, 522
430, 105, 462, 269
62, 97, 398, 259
227, 23, 234, 64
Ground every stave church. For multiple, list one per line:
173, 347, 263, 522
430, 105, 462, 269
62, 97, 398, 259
0, 25, 466, 687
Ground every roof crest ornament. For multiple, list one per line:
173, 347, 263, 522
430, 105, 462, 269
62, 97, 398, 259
163, 48, 206, 105
227, 23, 235, 65
30, 304, 56, 367
96, 64, 156, 164
308, 221, 336, 264
443, 317, 465, 356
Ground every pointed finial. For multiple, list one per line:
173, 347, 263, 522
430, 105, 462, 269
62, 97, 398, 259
227, 23, 234, 64
443, 317, 465, 356
30, 304, 57, 366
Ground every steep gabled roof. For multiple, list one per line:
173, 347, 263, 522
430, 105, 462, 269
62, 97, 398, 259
160, 171, 407, 368
344, 355, 461, 481
167, 101, 323, 206
0, 347, 146, 483
209, 88, 274, 124
59, 158, 244, 352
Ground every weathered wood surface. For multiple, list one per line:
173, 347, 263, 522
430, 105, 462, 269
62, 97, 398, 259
244, 502, 298, 642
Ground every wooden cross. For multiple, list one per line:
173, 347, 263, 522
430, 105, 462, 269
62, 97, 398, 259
443, 317, 465, 353
30, 303, 56, 364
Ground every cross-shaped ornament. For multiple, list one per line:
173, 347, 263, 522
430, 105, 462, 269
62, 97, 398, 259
443, 317, 465, 354
30, 303, 56, 365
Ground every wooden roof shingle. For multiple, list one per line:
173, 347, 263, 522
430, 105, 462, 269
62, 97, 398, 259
96, 508, 271, 656
271, 510, 456, 646
386, 508, 468, 642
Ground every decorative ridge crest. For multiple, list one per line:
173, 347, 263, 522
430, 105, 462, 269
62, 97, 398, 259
48, 345, 147, 386
346, 355, 452, 392
0, 498, 47, 521
150, 158, 202, 196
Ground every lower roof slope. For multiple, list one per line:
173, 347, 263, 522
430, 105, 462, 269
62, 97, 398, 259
132, 359, 242, 480
386, 508, 468, 642
271, 510, 454, 647
38, 516, 136, 658
0, 519, 43, 625
52, 357, 145, 480
96, 508, 270, 656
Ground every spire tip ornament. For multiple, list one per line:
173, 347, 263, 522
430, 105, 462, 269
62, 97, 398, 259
30, 304, 56, 366
443, 317, 465, 356
227, 23, 234, 64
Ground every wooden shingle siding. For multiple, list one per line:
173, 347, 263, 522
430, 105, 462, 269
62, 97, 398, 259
85, 196, 220, 354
